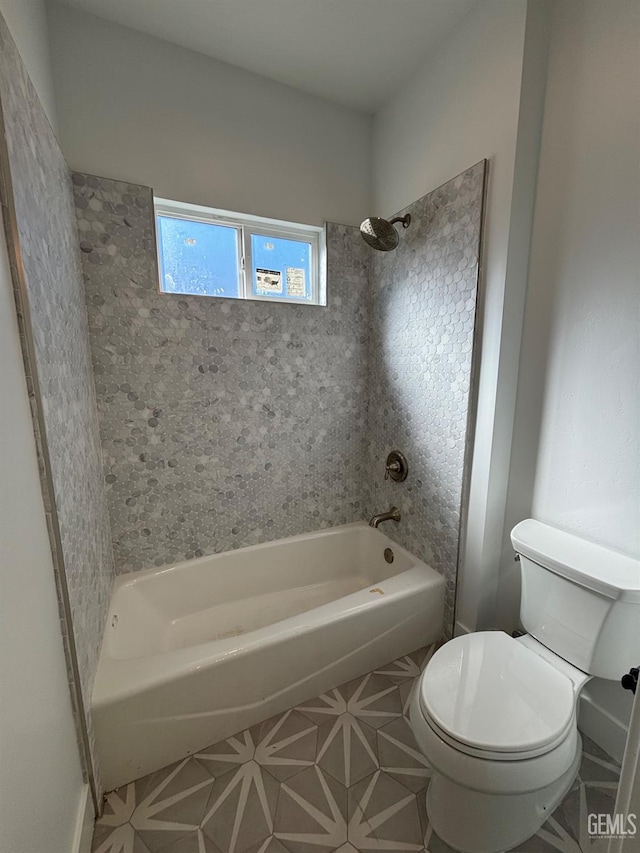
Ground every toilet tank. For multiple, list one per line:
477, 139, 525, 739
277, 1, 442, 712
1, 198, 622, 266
511, 519, 640, 680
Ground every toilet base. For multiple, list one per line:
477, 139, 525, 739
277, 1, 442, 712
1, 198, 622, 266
424, 737, 582, 853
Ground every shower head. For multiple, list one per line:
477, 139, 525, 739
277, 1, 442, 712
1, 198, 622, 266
359, 214, 411, 251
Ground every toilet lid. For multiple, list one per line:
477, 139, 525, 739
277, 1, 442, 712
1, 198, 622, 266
420, 632, 575, 755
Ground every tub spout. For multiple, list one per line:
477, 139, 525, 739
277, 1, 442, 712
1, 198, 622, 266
368, 507, 401, 528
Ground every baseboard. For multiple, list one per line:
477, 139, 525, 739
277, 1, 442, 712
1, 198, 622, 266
72, 785, 94, 853
578, 692, 629, 764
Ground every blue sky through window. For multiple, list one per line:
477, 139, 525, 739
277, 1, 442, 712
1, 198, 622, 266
157, 215, 240, 298
251, 234, 312, 301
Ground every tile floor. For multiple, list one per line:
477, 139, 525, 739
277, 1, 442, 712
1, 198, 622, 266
92, 644, 621, 853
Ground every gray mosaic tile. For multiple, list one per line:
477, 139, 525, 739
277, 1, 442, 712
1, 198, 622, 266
0, 11, 115, 797
73, 175, 370, 572
363, 162, 486, 635
72, 164, 484, 643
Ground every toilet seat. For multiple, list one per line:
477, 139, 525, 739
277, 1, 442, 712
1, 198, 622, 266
410, 682, 581, 796
422, 706, 575, 761
419, 631, 576, 760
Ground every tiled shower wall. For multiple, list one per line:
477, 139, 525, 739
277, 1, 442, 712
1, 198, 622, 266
74, 165, 485, 638
74, 174, 370, 572
0, 15, 115, 793
364, 162, 486, 631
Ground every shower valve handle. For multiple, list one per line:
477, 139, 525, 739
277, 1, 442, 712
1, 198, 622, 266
385, 461, 401, 480
384, 451, 408, 483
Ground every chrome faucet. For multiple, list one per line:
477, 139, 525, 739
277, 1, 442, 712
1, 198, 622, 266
368, 507, 401, 528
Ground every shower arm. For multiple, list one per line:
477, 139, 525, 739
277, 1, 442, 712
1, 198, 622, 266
389, 215, 411, 229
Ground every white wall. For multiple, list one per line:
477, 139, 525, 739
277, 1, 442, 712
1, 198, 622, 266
47, 3, 371, 227
0, 201, 87, 851
501, 0, 640, 622
0, 0, 57, 127
530, 0, 640, 558
499, 0, 639, 754
373, 0, 552, 635
373, 0, 525, 220
0, 7, 89, 847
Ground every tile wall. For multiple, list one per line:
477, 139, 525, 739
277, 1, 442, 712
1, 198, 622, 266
74, 175, 370, 572
74, 164, 484, 640
0, 13, 115, 796
364, 162, 486, 632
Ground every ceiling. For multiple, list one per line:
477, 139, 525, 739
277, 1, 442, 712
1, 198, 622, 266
56, 0, 476, 113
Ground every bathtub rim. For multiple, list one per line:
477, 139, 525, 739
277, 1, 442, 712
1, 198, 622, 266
111, 520, 404, 590
93, 522, 444, 707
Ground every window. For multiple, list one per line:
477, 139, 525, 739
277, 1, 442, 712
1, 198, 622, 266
155, 198, 325, 305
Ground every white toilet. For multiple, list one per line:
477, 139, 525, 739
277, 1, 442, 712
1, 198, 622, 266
410, 518, 640, 853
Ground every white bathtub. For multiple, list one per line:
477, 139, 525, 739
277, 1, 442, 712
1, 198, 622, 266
92, 521, 445, 790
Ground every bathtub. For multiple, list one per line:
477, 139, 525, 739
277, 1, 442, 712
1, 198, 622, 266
92, 521, 445, 791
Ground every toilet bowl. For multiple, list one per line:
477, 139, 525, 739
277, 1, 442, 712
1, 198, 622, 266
408, 518, 640, 852
409, 631, 589, 852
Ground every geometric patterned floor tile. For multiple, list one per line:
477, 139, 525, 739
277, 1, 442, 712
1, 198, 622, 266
274, 764, 348, 852
510, 736, 622, 853
200, 761, 280, 853
296, 672, 403, 730
377, 715, 430, 792
341, 673, 405, 730
134, 760, 214, 852
93, 757, 214, 853
160, 831, 221, 853
348, 769, 424, 851
374, 645, 436, 684
316, 713, 379, 788
513, 817, 584, 853
92, 642, 621, 853
377, 645, 435, 719
92, 825, 153, 853
423, 826, 458, 853
195, 730, 258, 778
252, 711, 319, 782
243, 838, 290, 853
399, 678, 418, 719
195, 709, 317, 783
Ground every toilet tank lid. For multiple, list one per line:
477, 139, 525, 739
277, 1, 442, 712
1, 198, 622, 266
511, 519, 640, 603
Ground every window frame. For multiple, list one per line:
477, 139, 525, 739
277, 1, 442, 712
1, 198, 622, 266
154, 198, 326, 306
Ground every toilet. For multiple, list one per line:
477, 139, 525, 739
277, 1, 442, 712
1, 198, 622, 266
410, 518, 640, 853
